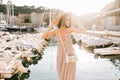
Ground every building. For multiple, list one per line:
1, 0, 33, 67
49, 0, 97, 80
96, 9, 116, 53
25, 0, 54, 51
31, 10, 59, 27
0, 0, 2, 4
18, 13, 32, 28
0, 12, 6, 22
0, 12, 7, 28
93, 0, 120, 31
31, 12, 43, 27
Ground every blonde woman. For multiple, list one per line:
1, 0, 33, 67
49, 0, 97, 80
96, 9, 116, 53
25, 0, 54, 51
42, 12, 86, 80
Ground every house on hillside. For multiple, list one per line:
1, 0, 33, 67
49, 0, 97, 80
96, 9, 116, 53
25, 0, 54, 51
31, 12, 43, 27
0, 0, 2, 4
0, 12, 6, 22
31, 9, 60, 27
18, 13, 32, 28
94, 0, 120, 31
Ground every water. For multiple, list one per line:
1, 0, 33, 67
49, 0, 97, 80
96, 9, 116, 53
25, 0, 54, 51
27, 44, 120, 80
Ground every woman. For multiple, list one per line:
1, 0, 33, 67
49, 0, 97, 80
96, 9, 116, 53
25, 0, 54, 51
42, 12, 86, 80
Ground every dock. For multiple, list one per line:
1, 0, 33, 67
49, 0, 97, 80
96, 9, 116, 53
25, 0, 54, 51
0, 31, 48, 79
72, 33, 113, 48
94, 47, 120, 56
72, 30, 120, 56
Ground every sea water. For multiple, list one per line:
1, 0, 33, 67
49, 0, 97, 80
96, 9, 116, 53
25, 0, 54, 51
28, 44, 120, 80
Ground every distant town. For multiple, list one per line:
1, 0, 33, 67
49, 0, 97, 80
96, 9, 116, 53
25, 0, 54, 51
0, 0, 120, 31
0, 0, 62, 31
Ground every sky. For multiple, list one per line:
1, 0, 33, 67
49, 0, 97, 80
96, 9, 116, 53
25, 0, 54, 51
3, 0, 114, 15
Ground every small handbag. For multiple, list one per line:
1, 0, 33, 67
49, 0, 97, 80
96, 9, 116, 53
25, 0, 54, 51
58, 30, 79, 63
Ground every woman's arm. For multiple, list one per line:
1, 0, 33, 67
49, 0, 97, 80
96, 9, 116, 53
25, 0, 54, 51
42, 27, 56, 39
69, 14, 86, 34
69, 25, 86, 34
42, 21, 56, 39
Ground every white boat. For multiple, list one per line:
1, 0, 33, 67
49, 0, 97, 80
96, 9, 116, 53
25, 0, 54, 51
0, 20, 7, 30
6, 26, 27, 31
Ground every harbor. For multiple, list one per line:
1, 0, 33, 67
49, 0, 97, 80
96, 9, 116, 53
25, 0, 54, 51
0, 31, 48, 79
28, 45, 120, 80
0, 29, 119, 80
0, 44, 120, 80
0, 0, 120, 80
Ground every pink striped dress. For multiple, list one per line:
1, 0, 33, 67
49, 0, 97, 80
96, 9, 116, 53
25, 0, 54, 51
56, 29, 76, 80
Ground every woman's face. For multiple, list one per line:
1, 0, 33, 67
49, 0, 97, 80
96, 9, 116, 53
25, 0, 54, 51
65, 16, 70, 28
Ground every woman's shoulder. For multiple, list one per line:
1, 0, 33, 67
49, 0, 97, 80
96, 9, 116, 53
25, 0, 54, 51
68, 27, 75, 33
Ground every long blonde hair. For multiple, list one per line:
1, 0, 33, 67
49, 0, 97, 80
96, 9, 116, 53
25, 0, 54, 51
57, 13, 71, 29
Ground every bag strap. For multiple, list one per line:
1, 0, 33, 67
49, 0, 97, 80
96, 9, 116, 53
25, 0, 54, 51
58, 30, 67, 55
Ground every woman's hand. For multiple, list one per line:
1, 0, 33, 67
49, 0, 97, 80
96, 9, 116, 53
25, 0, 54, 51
42, 20, 57, 39
49, 20, 56, 29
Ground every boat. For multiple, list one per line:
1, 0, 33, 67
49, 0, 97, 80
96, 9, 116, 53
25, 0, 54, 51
0, 20, 7, 30
6, 26, 27, 31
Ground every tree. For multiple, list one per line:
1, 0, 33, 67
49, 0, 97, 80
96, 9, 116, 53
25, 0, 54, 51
0, 4, 7, 14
